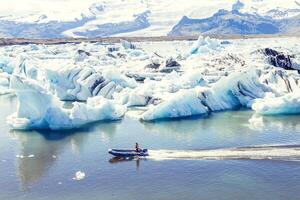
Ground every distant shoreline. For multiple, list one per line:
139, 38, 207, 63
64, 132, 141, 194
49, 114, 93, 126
0, 34, 299, 46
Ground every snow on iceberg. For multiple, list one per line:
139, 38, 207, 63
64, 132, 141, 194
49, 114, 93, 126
142, 89, 208, 121
7, 76, 126, 130
102, 69, 137, 89
252, 92, 300, 115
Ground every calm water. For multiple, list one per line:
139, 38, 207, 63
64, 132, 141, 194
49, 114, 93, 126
1, 95, 300, 200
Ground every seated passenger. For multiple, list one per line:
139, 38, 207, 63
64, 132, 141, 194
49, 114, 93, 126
135, 142, 141, 152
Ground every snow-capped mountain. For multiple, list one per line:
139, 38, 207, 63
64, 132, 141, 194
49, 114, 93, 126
169, 9, 300, 36
0, 0, 300, 38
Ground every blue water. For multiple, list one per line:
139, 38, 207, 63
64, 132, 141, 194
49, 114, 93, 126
1, 95, 300, 200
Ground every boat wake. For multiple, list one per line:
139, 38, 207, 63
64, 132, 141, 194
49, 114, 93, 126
148, 145, 300, 161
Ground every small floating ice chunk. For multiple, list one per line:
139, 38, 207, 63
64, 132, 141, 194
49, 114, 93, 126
16, 155, 24, 158
73, 171, 85, 181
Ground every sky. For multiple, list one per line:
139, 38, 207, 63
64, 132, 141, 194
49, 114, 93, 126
0, 0, 99, 21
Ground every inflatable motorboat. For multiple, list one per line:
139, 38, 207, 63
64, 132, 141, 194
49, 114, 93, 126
108, 149, 149, 157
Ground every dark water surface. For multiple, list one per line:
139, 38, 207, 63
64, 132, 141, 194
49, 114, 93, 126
1, 95, 300, 200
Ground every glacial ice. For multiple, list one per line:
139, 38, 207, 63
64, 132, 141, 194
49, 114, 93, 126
7, 76, 126, 130
0, 56, 14, 74
45, 67, 118, 101
0, 72, 10, 87
1, 37, 300, 129
140, 69, 270, 121
73, 171, 85, 181
142, 89, 209, 121
189, 36, 223, 55
252, 92, 300, 115
102, 69, 137, 89
200, 69, 269, 111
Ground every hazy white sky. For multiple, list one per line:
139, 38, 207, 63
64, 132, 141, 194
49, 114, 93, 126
0, 0, 298, 22
0, 0, 99, 20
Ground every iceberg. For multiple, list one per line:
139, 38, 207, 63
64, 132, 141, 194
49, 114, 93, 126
252, 92, 300, 115
189, 36, 223, 55
200, 69, 269, 111
121, 39, 136, 50
0, 72, 10, 87
102, 69, 137, 89
120, 70, 208, 107
7, 76, 126, 130
141, 69, 270, 121
142, 89, 208, 121
12, 55, 38, 80
0, 56, 14, 74
2, 37, 300, 126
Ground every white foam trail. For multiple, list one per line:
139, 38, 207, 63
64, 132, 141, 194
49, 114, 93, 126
148, 145, 300, 161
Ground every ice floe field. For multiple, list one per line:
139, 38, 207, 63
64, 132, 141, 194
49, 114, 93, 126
1, 36, 300, 130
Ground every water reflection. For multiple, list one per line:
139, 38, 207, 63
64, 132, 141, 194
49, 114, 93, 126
11, 120, 120, 188
109, 157, 146, 170
248, 114, 300, 132
141, 111, 254, 142
11, 129, 86, 188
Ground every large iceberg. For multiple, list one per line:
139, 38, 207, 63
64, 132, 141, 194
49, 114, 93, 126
7, 76, 126, 130
141, 69, 270, 121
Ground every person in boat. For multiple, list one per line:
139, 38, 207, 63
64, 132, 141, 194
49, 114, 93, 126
135, 142, 141, 152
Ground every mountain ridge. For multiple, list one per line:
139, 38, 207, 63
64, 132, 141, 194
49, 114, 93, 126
1, 0, 300, 38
